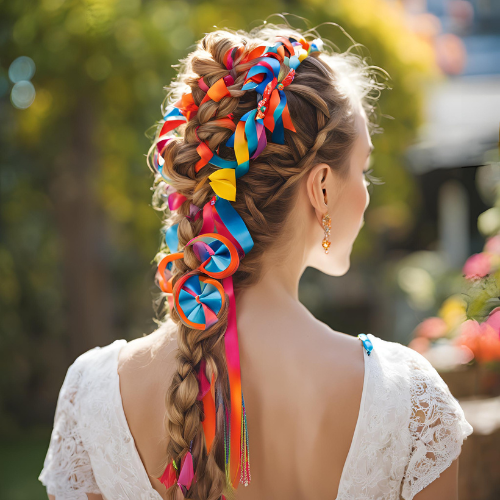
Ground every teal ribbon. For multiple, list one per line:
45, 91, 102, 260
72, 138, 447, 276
358, 333, 374, 356
214, 197, 254, 255
165, 223, 179, 252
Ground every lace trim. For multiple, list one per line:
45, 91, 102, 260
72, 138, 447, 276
336, 334, 412, 500
38, 349, 103, 499
76, 340, 163, 500
401, 348, 473, 499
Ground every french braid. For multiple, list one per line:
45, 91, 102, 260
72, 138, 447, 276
147, 22, 385, 500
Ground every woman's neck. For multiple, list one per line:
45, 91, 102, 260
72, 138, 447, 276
239, 268, 300, 303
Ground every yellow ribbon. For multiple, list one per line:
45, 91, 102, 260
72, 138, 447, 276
298, 48, 309, 62
208, 168, 236, 201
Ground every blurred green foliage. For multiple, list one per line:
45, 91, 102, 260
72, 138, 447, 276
0, 0, 438, 440
0, 429, 50, 500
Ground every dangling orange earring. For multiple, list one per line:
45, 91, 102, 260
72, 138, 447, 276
322, 213, 331, 254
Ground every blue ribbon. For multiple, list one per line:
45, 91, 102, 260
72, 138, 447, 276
207, 154, 238, 169
242, 56, 281, 94
358, 333, 374, 356
270, 90, 287, 144
214, 197, 254, 255
165, 223, 179, 253
163, 106, 186, 121
205, 241, 232, 274
225, 109, 262, 178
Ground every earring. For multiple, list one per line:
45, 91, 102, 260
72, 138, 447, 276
321, 213, 331, 254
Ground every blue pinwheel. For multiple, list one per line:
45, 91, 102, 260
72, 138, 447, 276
174, 274, 226, 330
186, 233, 240, 278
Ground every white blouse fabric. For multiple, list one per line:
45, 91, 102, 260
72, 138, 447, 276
38, 334, 473, 500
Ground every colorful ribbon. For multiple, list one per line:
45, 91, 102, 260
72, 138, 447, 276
157, 230, 243, 329
165, 223, 179, 253
187, 233, 240, 278
158, 184, 201, 253
165, 184, 187, 211
154, 34, 324, 495
177, 442, 195, 496
221, 274, 242, 486
208, 168, 236, 201
194, 117, 237, 173
197, 358, 216, 454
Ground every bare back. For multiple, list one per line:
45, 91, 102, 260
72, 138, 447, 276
117, 302, 365, 500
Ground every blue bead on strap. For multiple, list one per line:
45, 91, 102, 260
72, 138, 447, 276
358, 333, 373, 356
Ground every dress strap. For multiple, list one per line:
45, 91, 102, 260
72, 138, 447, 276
358, 333, 374, 356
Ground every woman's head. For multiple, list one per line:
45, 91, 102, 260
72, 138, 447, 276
151, 26, 382, 286
147, 22, 385, 499
300, 103, 375, 277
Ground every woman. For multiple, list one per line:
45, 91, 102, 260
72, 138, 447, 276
38, 22, 472, 500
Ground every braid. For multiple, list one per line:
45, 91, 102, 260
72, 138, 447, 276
146, 21, 385, 500
162, 152, 231, 500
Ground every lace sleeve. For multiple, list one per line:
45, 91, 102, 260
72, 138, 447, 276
401, 348, 473, 499
38, 354, 102, 499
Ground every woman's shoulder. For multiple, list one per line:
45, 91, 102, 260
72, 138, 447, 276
57, 338, 128, 407
116, 318, 178, 374
366, 333, 463, 393
365, 333, 466, 411
361, 334, 473, 499
70, 338, 127, 376
309, 323, 366, 396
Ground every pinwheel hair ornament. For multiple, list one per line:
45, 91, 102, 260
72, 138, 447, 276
174, 273, 225, 330
152, 34, 324, 498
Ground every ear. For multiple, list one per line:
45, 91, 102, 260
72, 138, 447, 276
306, 163, 330, 224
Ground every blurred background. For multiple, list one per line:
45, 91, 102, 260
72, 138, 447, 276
1, 0, 499, 498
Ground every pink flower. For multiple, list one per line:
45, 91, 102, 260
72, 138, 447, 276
456, 319, 481, 354
485, 307, 500, 333
456, 319, 500, 363
414, 317, 448, 339
485, 235, 500, 255
463, 253, 491, 279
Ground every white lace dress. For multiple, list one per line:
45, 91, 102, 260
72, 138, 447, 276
38, 334, 473, 500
